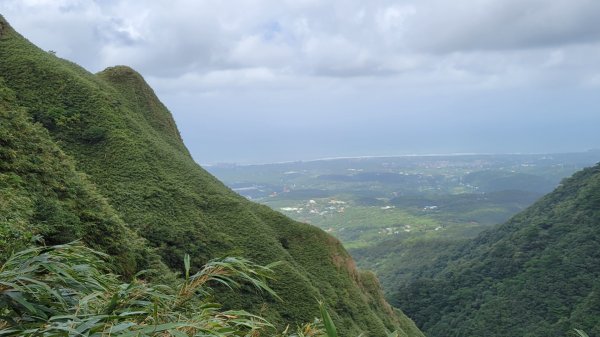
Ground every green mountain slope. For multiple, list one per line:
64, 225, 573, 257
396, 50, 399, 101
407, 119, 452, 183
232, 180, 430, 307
0, 15, 422, 336
392, 163, 600, 337
0, 78, 166, 277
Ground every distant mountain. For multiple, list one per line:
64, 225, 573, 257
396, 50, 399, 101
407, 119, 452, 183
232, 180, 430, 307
0, 15, 423, 336
392, 163, 600, 337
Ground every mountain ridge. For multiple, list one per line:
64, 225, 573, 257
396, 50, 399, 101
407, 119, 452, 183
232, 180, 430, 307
0, 14, 423, 336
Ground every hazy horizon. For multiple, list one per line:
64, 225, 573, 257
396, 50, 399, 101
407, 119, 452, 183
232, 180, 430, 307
2, 0, 599, 164
202, 149, 600, 166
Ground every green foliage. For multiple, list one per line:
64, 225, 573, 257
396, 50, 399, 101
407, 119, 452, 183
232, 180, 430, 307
351, 237, 465, 294
0, 79, 157, 277
80, 125, 107, 144
0, 242, 404, 337
392, 164, 600, 337
0, 242, 279, 336
276, 302, 403, 337
318, 301, 338, 337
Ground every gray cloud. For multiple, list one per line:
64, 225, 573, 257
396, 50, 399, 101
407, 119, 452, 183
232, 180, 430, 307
407, 0, 600, 52
4, 0, 600, 81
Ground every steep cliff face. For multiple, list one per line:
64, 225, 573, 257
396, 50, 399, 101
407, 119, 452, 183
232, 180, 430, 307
393, 163, 600, 337
0, 15, 423, 336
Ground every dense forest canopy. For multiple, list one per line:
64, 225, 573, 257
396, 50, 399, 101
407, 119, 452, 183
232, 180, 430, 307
392, 164, 600, 337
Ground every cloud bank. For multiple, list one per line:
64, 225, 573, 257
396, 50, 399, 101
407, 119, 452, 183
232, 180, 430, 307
2, 0, 600, 163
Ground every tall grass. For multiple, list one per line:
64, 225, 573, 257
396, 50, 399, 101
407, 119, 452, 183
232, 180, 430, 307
0, 242, 372, 337
0, 242, 278, 336
574, 329, 590, 337
0, 242, 403, 337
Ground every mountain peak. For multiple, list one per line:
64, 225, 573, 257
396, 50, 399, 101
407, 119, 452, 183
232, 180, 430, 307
97, 65, 188, 153
98, 65, 145, 82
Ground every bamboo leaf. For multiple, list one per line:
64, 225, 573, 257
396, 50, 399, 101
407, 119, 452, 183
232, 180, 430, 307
184, 254, 191, 281
318, 301, 337, 337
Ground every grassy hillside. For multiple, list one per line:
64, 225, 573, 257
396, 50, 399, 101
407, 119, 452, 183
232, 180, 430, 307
0, 15, 422, 336
0, 77, 165, 277
392, 163, 600, 337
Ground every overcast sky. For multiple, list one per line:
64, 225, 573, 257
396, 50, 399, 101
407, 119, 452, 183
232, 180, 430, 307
2, 0, 600, 164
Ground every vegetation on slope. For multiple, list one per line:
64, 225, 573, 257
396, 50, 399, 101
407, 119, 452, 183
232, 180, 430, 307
0, 15, 421, 336
351, 237, 466, 294
1, 242, 414, 337
0, 243, 276, 336
392, 164, 600, 337
0, 77, 161, 277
